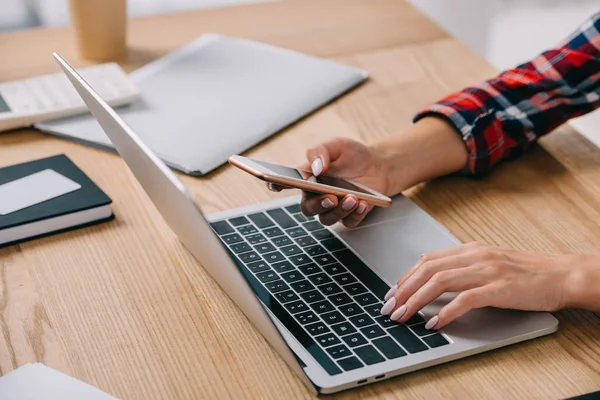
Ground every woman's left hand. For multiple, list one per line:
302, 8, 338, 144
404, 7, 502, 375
380, 241, 600, 330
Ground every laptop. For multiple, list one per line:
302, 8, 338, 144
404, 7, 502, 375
54, 53, 559, 394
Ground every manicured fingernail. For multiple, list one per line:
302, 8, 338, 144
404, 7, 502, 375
342, 197, 356, 211
384, 285, 398, 301
390, 304, 407, 321
321, 198, 334, 209
425, 315, 439, 330
380, 297, 396, 315
311, 158, 323, 176
356, 202, 367, 215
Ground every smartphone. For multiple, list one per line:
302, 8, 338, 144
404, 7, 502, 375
228, 155, 392, 207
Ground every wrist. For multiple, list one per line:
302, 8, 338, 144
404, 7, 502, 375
562, 254, 600, 311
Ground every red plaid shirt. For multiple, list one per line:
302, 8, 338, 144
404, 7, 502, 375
414, 12, 600, 176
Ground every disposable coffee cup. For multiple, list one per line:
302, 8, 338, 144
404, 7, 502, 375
68, 0, 127, 61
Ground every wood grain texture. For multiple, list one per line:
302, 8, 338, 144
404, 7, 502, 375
0, 0, 599, 398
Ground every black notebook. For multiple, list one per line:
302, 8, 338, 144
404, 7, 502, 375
0, 155, 113, 247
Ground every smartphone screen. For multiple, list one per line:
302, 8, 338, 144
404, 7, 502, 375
251, 159, 374, 194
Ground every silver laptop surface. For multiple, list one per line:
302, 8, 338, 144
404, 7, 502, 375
54, 53, 558, 394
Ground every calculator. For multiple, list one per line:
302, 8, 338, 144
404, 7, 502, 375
0, 63, 140, 132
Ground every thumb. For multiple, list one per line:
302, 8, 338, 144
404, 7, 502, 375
305, 137, 347, 177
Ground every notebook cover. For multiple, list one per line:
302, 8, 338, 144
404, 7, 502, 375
0, 154, 112, 230
36, 34, 368, 176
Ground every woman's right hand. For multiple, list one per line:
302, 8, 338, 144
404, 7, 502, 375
270, 137, 393, 228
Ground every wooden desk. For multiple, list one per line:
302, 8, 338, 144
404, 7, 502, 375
1, 0, 599, 398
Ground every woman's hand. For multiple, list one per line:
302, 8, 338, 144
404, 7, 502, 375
380, 241, 600, 330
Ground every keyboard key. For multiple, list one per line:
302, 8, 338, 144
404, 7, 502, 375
321, 238, 346, 252
296, 311, 318, 325
313, 254, 337, 266
372, 337, 407, 359
375, 316, 399, 329
300, 290, 325, 303
274, 290, 299, 303
254, 243, 276, 254
348, 314, 374, 328
271, 261, 294, 273
360, 325, 386, 339
295, 236, 317, 247
333, 273, 357, 286
281, 271, 304, 283
256, 270, 278, 283
339, 303, 363, 317
280, 245, 303, 256
237, 225, 258, 236
210, 221, 234, 235
263, 251, 286, 264
222, 233, 243, 245
342, 333, 368, 348
229, 216, 249, 226
294, 214, 308, 223
326, 344, 352, 359
337, 356, 363, 371
331, 322, 356, 336
298, 263, 321, 275
322, 263, 344, 275
246, 260, 270, 273
286, 227, 306, 238
307, 273, 332, 286
284, 300, 309, 314
315, 333, 341, 347
272, 236, 293, 247
363, 303, 382, 317
230, 242, 252, 254
239, 251, 260, 263
312, 229, 333, 240
354, 345, 385, 365
285, 204, 301, 214
248, 212, 274, 228
267, 209, 297, 229
333, 249, 390, 298
310, 300, 335, 314
305, 321, 329, 336
290, 280, 314, 293
318, 282, 343, 296
303, 221, 323, 231
289, 254, 312, 266
246, 234, 267, 245
265, 280, 289, 293
344, 282, 368, 296
305, 245, 327, 257
405, 313, 425, 325
410, 322, 432, 337
422, 334, 450, 348
263, 227, 284, 238
354, 293, 379, 307
321, 311, 345, 326
328, 293, 352, 306
388, 325, 428, 353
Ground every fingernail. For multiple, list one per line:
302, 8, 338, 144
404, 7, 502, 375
380, 297, 396, 315
321, 198, 334, 209
425, 315, 439, 330
311, 158, 323, 176
384, 285, 398, 301
390, 304, 407, 321
268, 183, 277, 192
342, 197, 356, 211
356, 202, 367, 215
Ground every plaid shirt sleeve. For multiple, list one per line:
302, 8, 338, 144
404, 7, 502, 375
413, 12, 600, 176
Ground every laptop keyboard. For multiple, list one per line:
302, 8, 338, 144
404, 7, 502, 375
210, 204, 450, 375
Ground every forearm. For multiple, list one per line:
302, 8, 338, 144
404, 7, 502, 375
564, 255, 600, 312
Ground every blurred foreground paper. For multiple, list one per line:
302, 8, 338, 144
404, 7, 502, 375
0, 363, 118, 400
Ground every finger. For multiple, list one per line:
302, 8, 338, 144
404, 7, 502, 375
340, 200, 371, 228
318, 194, 360, 226
426, 286, 493, 330
300, 191, 339, 216
305, 138, 347, 177
393, 265, 490, 323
